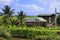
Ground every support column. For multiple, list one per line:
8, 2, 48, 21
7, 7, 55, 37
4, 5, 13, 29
49, 17, 51, 23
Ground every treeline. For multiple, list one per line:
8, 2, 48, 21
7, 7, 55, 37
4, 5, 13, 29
0, 5, 60, 26
0, 5, 26, 26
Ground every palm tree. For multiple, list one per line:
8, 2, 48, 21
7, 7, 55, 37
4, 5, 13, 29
0, 5, 14, 25
1, 5, 14, 16
17, 11, 25, 26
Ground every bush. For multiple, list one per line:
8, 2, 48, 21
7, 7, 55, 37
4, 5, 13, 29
0, 26, 11, 40
10, 27, 57, 40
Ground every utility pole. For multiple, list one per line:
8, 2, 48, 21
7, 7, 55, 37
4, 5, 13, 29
55, 8, 57, 26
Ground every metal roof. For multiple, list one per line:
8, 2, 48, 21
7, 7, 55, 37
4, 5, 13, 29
38, 14, 55, 16
24, 17, 47, 22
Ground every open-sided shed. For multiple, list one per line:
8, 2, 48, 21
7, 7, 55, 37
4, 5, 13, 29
24, 17, 47, 26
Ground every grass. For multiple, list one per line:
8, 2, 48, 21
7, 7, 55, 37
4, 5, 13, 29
0, 16, 37, 20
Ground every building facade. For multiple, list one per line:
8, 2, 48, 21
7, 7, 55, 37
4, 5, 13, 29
38, 14, 55, 24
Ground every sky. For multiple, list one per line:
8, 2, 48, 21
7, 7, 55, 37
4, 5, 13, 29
0, 0, 60, 16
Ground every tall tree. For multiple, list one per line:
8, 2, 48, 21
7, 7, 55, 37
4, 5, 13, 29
17, 11, 25, 26
0, 5, 14, 25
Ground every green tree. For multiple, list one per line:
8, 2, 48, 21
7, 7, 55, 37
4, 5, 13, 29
0, 5, 14, 25
17, 11, 25, 26
57, 15, 60, 26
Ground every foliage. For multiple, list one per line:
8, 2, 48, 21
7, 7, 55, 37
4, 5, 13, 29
0, 25, 60, 40
9, 26, 58, 40
0, 5, 60, 40
0, 5, 14, 25
0, 26, 11, 40
17, 11, 26, 26
57, 15, 60, 25
1, 5, 14, 16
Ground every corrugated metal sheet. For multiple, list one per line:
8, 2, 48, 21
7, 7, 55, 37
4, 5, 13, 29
24, 17, 47, 22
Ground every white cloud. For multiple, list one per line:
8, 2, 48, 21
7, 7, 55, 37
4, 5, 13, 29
38, 0, 50, 5
25, 4, 44, 11
49, 0, 60, 13
38, 0, 60, 13
15, 0, 19, 2
0, 0, 13, 5
50, 1, 60, 9
14, 0, 60, 15
14, 4, 44, 15
15, 3, 44, 12
15, 3, 19, 6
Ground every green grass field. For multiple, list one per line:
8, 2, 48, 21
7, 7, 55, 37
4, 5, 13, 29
0, 16, 37, 20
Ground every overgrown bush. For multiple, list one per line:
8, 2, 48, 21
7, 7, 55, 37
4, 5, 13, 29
9, 26, 57, 40
0, 26, 11, 40
0, 25, 60, 40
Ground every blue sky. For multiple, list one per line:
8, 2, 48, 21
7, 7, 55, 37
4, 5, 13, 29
0, 0, 60, 16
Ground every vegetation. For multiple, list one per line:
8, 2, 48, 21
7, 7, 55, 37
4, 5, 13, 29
0, 26, 60, 40
0, 5, 14, 25
17, 11, 25, 26
10, 26, 57, 40
0, 5, 60, 40
0, 26, 11, 40
57, 15, 60, 26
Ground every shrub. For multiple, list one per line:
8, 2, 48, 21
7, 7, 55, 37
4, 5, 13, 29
0, 26, 11, 40
10, 27, 57, 40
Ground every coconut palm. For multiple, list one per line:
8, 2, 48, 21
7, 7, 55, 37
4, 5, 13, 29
1, 5, 14, 15
0, 5, 14, 25
17, 11, 25, 26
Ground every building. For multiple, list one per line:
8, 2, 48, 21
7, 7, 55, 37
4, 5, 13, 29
38, 14, 55, 24
24, 17, 47, 26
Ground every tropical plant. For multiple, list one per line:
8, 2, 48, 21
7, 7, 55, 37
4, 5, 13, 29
10, 26, 57, 40
0, 26, 11, 40
0, 5, 14, 25
17, 11, 25, 26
